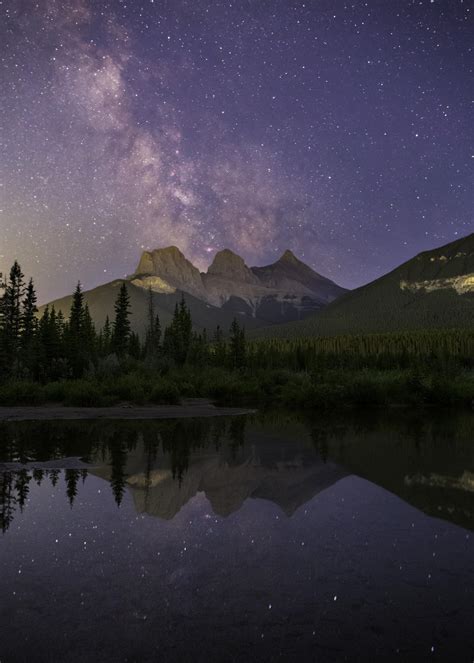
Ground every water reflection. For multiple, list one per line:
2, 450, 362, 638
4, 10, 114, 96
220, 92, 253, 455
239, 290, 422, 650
1, 411, 473, 532
1, 412, 474, 662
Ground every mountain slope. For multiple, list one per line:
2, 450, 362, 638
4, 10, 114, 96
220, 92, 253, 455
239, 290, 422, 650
252, 234, 474, 337
39, 279, 267, 335
252, 250, 345, 303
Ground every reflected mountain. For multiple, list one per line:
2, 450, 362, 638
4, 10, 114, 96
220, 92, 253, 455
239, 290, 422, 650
91, 434, 348, 519
1, 411, 473, 532
308, 411, 474, 531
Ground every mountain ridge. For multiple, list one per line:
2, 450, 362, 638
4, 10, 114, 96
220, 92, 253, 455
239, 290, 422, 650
251, 233, 474, 337
38, 234, 473, 338
130, 245, 347, 320
40, 246, 347, 333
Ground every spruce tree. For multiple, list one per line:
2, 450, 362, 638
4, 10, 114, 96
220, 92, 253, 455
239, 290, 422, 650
213, 325, 226, 366
69, 282, 84, 335
229, 317, 246, 369
188, 330, 209, 366
82, 304, 97, 362
145, 287, 161, 358
20, 278, 38, 375
66, 282, 87, 377
152, 314, 161, 352
21, 278, 37, 348
47, 306, 64, 379
0, 271, 7, 378
101, 315, 112, 356
161, 296, 192, 365
111, 283, 131, 357
0, 261, 25, 375
176, 295, 192, 364
129, 332, 141, 359
36, 305, 63, 381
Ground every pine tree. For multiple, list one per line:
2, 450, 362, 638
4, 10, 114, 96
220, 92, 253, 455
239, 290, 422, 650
21, 278, 37, 349
176, 295, 192, 364
229, 317, 246, 369
20, 278, 38, 375
101, 315, 112, 356
147, 286, 154, 340
47, 306, 64, 378
69, 282, 84, 335
212, 325, 226, 366
145, 287, 161, 358
153, 313, 161, 351
111, 283, 131, 357
65, 282, 87, 377
82, 304, 97, 362
188, 330, 209, 366
163, 296, 192, 365
37, 305, 50, 380
0, 271, 7, 378
0, 261, 25, 376
129, 332, 141, 359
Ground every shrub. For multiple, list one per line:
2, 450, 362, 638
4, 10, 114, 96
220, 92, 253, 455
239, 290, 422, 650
346, 374, 387, 406
150, 381, 181, 404
0, 381, 45, 405
107, 373, 147, 403
43, 381, 68, 403
207, 376, 260, 406
63, 381, 106, 407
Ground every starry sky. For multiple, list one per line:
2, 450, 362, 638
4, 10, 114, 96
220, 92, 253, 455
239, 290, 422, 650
1, 0, 472, 303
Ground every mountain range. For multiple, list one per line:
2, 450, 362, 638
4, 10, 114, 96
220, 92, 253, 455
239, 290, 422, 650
41, 246, 347, 333
41, 233, 474, 336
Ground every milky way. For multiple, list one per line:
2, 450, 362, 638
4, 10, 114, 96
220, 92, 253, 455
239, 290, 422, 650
1, 0, 472, 302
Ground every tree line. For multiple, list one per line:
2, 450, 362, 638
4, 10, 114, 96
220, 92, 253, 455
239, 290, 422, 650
245, 331, 474, 372
0, 261, 247, 382
1, 260, 472, 385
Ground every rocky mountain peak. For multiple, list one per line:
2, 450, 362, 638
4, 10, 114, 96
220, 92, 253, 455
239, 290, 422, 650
251, 250, 347, 303
207, 249, 259, 284
278, 249, 299, 264
135, 245, 188, 272
134, 245, 206, 299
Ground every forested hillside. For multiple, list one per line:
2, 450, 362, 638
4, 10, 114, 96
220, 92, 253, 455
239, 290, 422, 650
252, 234, 474, 338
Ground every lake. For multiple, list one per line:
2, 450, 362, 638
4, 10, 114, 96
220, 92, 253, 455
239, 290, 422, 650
0, 411, 473, 662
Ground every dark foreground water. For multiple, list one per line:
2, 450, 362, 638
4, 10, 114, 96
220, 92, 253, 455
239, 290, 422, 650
0, 411, 473, 662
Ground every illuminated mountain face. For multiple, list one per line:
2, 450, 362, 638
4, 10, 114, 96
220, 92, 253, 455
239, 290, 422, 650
400, 274, 474, 295
133, 246, 347, 312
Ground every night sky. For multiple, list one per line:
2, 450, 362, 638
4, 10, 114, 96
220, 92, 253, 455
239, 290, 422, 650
1, 0, 472, 303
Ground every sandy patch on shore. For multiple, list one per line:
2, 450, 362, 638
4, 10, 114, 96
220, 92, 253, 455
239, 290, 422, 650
0, 399, 255, 421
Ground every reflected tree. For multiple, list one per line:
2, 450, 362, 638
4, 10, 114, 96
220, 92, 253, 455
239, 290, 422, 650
15, 469, 31, 510
110, 438, 128, 506
0, 473, 16, 533
65, 469, 81, 507
48, 469, 60, 487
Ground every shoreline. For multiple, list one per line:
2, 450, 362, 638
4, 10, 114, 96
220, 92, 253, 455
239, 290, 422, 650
0, 399, 255, 421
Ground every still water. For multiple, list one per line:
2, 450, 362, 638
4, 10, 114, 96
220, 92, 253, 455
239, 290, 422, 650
0, 411, 473, 662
